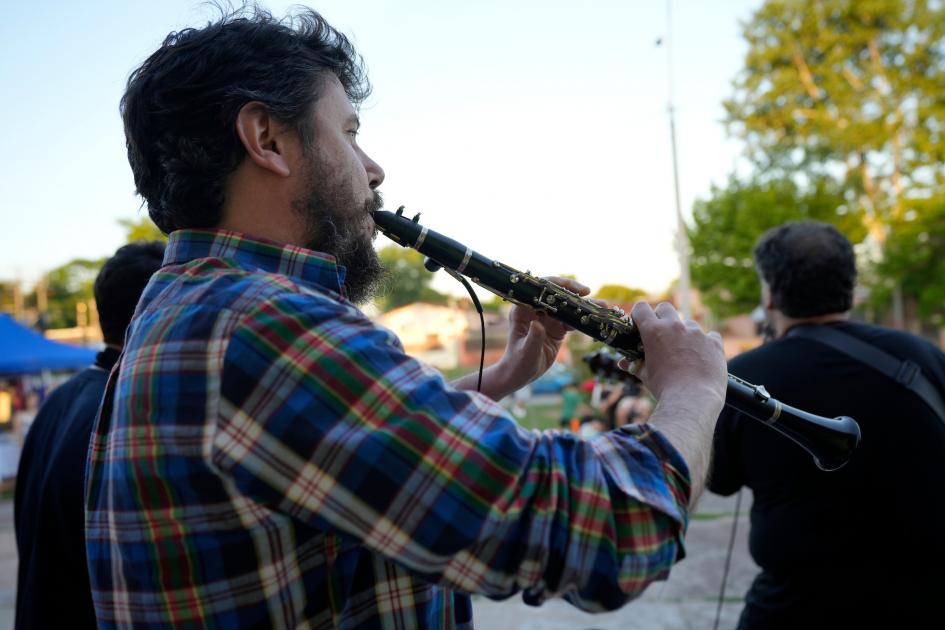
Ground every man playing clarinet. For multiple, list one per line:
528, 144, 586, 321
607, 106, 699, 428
85, 6, 728, 628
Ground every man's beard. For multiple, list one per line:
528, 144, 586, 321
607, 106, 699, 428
294, 162, 387, 305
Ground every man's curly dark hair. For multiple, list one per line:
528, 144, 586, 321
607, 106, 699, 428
121, 4, 370, 234
753, 221, 857, 318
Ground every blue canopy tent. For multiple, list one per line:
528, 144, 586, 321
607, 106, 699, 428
0, 313, 97, 375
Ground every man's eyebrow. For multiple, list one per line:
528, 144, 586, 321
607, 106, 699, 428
346, 115, 361, 129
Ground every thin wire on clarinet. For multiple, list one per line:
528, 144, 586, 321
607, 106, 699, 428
444, 268, 485, 392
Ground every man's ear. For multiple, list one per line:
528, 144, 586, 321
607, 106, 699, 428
234, 102, 292, 177
760, 280, 776, 310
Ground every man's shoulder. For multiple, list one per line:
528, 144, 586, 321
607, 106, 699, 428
730, 321, 939, 366
840, 322, 945, 385
148, 261, 349, 320
838, 321, 939, 354
131, 264, 372, 359
36, 368, 105, 414
168, 259, 305, 298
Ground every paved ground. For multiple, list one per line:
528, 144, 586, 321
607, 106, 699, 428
0, 489, 757, 629
1, 500, 14, 630
472, 490, 759, 629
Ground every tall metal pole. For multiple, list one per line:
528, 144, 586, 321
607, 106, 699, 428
666, 0, 691, 319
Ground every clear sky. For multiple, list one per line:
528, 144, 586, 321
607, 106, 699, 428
0, 0, 760, 296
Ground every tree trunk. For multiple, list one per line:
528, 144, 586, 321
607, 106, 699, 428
892, 283, 905, 330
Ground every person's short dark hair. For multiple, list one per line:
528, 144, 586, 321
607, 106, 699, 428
122, 5, 370, 234
753, 221, 856, 318
94, 241, 166, 346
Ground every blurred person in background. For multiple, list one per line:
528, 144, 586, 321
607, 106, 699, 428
615, 389, 653, 425
709, 221, 945, 629
558, 381, 585, 430
14, 241, 165, 630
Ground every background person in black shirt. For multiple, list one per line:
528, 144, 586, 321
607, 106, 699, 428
709, 221, 945, 629
14, 241, 165, 630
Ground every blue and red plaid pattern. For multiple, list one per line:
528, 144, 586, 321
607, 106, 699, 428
86, 228, 692, 628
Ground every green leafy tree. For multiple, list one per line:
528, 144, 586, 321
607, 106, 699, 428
374, 245, 449, 312
119, 216, 167, 243
723, 0, 945, 323
43, 258, 106, 328
689, 176, 865, 319
593, 284, 648, 306
726, 0, 945, 231
874, 195, 945, 324
0, 282, 16, 313
27, 217, 164, 328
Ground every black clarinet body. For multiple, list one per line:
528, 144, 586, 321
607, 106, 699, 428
372, 207, 861, 471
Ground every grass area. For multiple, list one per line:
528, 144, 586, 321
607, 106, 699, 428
515, 396, 565, 431
690, 511, 741, 521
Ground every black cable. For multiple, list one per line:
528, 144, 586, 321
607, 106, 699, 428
713, 487, 744, 630
425, 258, 486, 392
450, 273, 485, 392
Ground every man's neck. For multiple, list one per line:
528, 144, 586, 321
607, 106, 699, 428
774, 312, 849, 338
219, 161, 304, 247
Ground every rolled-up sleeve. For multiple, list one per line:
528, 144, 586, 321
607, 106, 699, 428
215, 292, 692, 611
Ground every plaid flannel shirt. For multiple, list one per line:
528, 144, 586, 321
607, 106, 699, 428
86, 229, 692, 629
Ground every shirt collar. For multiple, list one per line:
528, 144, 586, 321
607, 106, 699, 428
163, 229, 348, 296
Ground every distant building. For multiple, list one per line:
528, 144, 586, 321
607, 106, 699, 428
44, 325, 102, 347
719, 314, 763, 358
377, 302, 510, 370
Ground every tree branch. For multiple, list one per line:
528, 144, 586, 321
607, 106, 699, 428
859, 153, 878, 205
868, 38, 891, 96
791, 42, 822, 101
841, 65, 864, 92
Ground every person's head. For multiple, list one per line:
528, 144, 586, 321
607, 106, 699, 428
94, 241, 167, 347
753, 221, 857, 320
122, 6, 385, 302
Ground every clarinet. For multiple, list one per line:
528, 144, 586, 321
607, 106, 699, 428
372, 207, 861, 471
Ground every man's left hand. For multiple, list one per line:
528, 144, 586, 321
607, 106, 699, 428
495, 276, 591, 388
451, 277, 596, 402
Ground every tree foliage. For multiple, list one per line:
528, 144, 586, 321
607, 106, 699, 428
874, 194, 945, 324
30, 218, 165, 329
0, 282, 17, 313
374, 245, 449, 312
593, 284, 648, 305
43, 257, 105, 329
726, 0, 945, 229
689, 176, 865, 319
119, 216, 167, 243
711, 0, 945, 324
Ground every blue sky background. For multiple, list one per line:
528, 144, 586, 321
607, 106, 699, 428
0, 0, 760, 295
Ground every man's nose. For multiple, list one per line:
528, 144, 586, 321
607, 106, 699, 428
363, 152, 385, 189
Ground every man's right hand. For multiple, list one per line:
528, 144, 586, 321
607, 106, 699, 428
630, 301, 727, 405
627, 301, 727, 503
